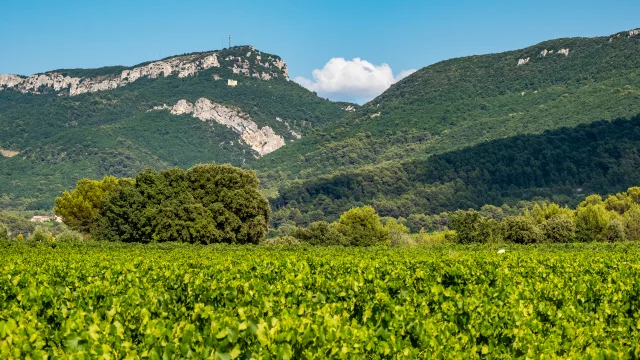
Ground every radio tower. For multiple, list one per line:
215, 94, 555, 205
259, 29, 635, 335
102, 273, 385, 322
229, 33, 232, 48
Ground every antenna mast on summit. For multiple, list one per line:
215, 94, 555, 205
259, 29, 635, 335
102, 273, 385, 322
229, 33, 231, 48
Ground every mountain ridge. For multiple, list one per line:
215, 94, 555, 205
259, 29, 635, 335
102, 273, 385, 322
0, 46, 353, 209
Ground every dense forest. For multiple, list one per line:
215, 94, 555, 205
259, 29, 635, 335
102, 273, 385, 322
272, 115, 640, 226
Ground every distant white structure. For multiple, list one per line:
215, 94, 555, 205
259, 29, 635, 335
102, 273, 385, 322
227, 79, 238, 87
30, 215, 63, 223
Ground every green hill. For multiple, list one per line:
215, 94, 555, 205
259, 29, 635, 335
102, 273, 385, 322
255, 29, 640, 180
0, 46, 351, 209
254, 28, 640, 224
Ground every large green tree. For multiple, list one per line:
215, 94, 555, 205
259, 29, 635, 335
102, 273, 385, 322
335, 206, 389, 246
94, 164, 270, 244
54, 176, 125, 233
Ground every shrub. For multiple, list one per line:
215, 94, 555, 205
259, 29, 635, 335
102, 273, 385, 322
261, 236, 301, 246
574, 204, 612, 242
413, 230, 454, 245
335, 206, 389, 246
449, 210, 496, 244
0, 223, 9, 241
604, 218, 626, 242
604, 194, 633, 214
528, 203, 573, 224
623, 204, 640, 241
29, 226, 49, 242
540, 215, 576, 243
291, 221, 347, 246
384, 218, 412, 247
55, 230, 85, 243
501, 216, 543, 244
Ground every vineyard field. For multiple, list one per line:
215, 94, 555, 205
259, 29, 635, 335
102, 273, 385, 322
1, 242, 640, 358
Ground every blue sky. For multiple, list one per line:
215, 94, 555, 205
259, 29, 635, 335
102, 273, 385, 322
1, 0, 639, 103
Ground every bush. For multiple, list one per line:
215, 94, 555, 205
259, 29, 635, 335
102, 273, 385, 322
501, 216, 543, 244
413, 230, 454, 245
604, 218, 626, 242
540, 215, 576, 243
623, 204, 640, 241
291, 221, 347, 246
55, 230, 85, 243
574, 204, 612, 242
261, 236, 301, 246
0, 223, 9, 241
29, 226, 50, 242
384, 218, 412, 246
528, 203, 573, 224
449, 210, 496, 244
94, 165, 271, 244
335, 206, 389, 246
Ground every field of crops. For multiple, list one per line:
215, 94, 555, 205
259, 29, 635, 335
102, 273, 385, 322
1, 242, 640, 358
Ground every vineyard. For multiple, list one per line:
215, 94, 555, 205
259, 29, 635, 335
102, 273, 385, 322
2, 242, 640, 358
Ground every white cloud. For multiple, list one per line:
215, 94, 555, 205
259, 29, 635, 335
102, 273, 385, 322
294, 57, 416, 104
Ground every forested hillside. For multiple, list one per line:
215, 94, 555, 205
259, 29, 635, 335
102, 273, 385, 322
272, 114, 640, 224
253, 29, 640, 225
255, 29, 640, 183
0, 46, 351, 209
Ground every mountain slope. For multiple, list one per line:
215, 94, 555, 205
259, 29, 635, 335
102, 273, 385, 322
0, 46, 352, 209
253, 28, 640, 223
255, 29, 640, 181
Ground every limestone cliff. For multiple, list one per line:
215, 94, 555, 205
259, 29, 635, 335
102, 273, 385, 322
0, 46, 289, 96
153, 98, 286, 156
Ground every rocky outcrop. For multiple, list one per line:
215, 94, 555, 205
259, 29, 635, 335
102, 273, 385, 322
0, 149, 19, 157
558, 48, 570, 56
154, 98, 286, 156
170, 99, 194, 115
343, 105, 356, 112
517, 57, 530, 66
630, 29, 640, 37
0, 74, 25, 89
0, 47, 289, 96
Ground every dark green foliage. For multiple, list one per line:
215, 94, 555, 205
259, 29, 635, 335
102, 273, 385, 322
94, 164, 270, 244
272, 115, 640, 222
500, 216, 543, 244
449, 210, 496, 244
540, 215, 576, 243
290, 221, 347, 246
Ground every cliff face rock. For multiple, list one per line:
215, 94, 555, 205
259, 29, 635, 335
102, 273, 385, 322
155, 98, 286, 156
0, 46, 289, 96
170, 99, 194, 115
0, 149, 20, 158
0, 74, 25, 89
